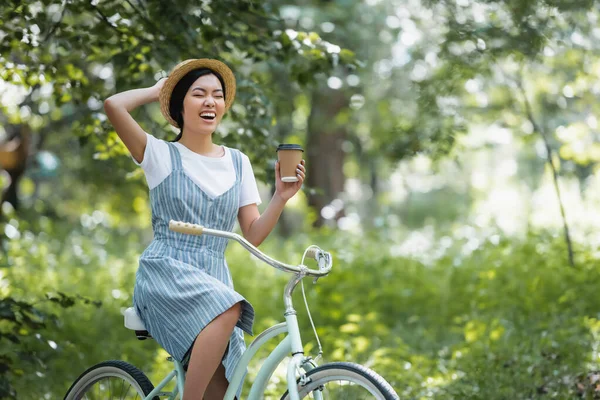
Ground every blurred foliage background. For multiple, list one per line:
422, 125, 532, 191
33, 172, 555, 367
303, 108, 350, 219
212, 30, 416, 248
2, 0, 600, 398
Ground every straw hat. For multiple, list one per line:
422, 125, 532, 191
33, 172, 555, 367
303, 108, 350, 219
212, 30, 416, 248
159, 59, 237, 128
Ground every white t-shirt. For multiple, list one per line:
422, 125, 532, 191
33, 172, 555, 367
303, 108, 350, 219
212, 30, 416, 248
135, 133, 262, 208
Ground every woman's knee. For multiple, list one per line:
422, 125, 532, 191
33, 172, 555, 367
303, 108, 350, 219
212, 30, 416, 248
221, 302, 242, 326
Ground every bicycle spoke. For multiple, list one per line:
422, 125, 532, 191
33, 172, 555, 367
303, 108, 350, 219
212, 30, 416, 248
117, 379, 123, 399
66, 361, 156, 400
75, 376, 144, 400
307, 379, 376, 399
123, 381, 132, 400
118, 378, 126, 399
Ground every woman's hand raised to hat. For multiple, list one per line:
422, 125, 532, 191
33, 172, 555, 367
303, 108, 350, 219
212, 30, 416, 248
151, 78, 167, 101
274, 159, 306, 202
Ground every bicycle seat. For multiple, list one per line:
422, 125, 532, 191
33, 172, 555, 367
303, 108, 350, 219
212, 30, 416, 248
124, 307, 152, 340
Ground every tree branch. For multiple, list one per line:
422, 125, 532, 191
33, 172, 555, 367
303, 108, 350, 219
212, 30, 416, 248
134, 0, 147, 13
92, 5, 128, 37
42, 0, 68, 43
124, 0, 159, 32
517, 71, 575, 267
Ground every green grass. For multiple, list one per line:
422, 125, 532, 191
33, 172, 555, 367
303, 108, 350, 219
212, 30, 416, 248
4, 223, 600, 399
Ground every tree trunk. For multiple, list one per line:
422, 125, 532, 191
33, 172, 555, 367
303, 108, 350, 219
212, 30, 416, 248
306, 87, 348, 227
517, 77, 574, 267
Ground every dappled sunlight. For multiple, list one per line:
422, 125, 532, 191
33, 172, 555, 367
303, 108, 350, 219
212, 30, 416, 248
475, 187, 525, 235
2, 0, 600, 398
390, 226, 436, 261
330, 117, 600, 255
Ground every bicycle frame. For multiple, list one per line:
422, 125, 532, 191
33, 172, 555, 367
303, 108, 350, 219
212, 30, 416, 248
139, 221, 332, 400
141, 316, 316, 400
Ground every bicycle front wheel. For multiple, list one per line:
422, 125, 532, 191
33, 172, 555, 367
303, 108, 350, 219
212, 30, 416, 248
280, 362, 399, 399
65, 360, 157, 400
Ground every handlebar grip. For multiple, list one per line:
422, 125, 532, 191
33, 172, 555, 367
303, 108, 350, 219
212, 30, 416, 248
305, 247, 320, 259
169, 220, 204, 236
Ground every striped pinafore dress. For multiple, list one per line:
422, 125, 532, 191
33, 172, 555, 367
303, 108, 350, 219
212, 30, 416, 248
132, 142, 255, 391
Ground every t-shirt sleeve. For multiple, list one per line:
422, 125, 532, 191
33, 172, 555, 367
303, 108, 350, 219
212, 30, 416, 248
132, 132, 172, 190
239, 153, 262, 207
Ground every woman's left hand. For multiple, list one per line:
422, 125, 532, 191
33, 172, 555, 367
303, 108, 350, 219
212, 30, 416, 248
275, 159, 306, 202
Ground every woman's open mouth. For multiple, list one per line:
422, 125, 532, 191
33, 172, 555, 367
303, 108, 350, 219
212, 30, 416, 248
200, 112, 216, 122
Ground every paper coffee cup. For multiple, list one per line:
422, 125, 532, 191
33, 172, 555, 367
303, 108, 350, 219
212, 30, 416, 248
277, 144, 304, 183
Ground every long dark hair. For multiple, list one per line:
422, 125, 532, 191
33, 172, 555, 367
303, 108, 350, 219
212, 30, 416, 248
169, 68, 226, 142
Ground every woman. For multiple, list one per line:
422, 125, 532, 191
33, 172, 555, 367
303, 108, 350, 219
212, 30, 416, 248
104, 59, 306, 400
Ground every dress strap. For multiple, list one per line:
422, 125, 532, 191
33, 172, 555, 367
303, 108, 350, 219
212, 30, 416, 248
229, 148, 243, 183
166, 142, 183, 171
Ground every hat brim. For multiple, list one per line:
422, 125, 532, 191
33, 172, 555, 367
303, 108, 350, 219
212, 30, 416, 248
159, 59, 236, 128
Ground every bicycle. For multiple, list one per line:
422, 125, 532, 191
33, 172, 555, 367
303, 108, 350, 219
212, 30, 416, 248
65, 220, 399, 399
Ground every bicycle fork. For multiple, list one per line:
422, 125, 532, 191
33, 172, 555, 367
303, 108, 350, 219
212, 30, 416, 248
284, 271, 324, 400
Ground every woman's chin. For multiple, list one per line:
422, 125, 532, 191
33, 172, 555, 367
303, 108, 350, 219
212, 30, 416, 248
196, 126, 217, 135
183, 119, 220, 135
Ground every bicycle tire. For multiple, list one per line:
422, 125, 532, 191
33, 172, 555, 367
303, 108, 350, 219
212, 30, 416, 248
280, 361, 399, 399
64, 360, 158, 400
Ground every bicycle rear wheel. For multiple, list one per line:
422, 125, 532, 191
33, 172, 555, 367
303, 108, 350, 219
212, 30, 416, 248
280, 362, 398, 399
65, 360, 158, 400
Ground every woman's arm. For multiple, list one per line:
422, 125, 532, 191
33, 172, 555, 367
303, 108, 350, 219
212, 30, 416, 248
238, 160, 306, 247
103, 78, 165, 163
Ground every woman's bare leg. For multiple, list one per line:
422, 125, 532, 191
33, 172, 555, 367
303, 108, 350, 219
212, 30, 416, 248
182, 303, 241, 400
204, 363, 231, 400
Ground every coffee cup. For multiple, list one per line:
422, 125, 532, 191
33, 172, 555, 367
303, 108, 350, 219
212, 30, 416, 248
276, 144, 304, 183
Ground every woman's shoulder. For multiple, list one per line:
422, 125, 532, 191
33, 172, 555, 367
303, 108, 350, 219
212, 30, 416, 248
146, 132, 171, 149
135, 133, 172, 188
222, 147, 254, 174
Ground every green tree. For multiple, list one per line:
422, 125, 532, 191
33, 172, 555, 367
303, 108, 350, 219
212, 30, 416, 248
276, 0, 597, 231
409, 0, 599, 265
0, 0, 356, 396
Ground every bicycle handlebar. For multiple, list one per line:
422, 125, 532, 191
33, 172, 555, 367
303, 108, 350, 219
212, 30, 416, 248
168, 220, 332, 277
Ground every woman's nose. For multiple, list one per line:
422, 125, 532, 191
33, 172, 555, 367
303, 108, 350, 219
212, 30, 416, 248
204, 96, 215, 106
